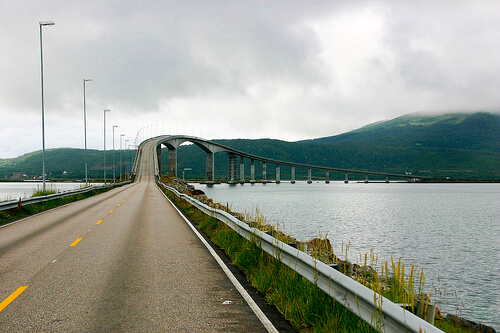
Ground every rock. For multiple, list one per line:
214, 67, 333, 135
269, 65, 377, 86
306, 237, 333, 253
446, 314, 496, 333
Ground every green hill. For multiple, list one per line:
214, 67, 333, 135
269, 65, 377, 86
0, 148, 136, 181
1, 112, 499, 181
170, 112, 499, 180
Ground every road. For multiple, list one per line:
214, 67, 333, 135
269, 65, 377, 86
0, 139, 277, 332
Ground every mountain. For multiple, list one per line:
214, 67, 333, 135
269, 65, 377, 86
1, 112, 499, 181
0, 148, 136, 180
304, 112, 499, 151
172, 112, 499, 180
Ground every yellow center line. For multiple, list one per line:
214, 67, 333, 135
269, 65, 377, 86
96, 220, 103, 224
0, 286, 28, 313
117, 204, 121, 207
123, 199, 126, 202
70, 238, 82, 247
110, 210, 114, 213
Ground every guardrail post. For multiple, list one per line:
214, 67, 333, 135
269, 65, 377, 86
276, 164, 280, 184
307, 168, 312, 184
325, 170, 330, 184
344, 172, 349, 183
291, 166, 295, 184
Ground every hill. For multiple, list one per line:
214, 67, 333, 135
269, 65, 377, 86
171, 112, 499, 180
0, 148, 136, 181
1, 112, 499, 181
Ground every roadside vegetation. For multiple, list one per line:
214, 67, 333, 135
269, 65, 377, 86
0, 186, 116, 227
160, 181, 376, 332
159, 176, 492, 333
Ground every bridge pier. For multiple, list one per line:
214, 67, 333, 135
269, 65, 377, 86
240, 156, 245, 184
228, 153, 237, 183
157, 144, 162, 176
325, 170, 330, 184
262, 162, 267, 183
250, 159, 255, 184
307, 168, 312, 184
344, 172, 349, 183
276, 164, 280, 184
206, 151, 214, 182
168, 147, 177, 177
291, 166, 295, 184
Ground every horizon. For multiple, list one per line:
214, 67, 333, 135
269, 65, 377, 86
2, 110, 498, 160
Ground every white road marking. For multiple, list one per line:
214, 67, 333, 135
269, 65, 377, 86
159, 186, 279, 333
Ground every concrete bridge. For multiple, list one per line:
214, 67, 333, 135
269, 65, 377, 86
148, 135, 423, 184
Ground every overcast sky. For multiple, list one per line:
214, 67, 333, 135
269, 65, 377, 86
1, 0, 499, 158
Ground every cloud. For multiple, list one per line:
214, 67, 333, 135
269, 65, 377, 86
1, 0, 499, 158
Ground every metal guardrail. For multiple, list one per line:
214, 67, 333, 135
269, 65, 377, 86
0, 181, 132, 212
158, 182, 443, 333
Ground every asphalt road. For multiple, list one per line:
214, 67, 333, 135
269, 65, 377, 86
0, 139, 279, 332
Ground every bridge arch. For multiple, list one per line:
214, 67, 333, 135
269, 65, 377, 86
155, 136, 232, 182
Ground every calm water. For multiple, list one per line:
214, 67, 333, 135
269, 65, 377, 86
0, 182, 98, 202
194, 181, 500, 329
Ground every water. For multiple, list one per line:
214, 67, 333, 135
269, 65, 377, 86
0, 182, 98, 202
193, 181, 500, 329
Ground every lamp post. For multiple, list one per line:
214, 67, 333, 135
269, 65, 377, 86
103, 109, 110, 183
119, 134, 124, 181
39, 20, 55, 193
83, 79, 92, 186
112, 125, 118, 182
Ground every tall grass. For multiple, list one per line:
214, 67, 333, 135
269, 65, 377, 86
160, 177, 472, 332
163, 186, 376, 332
31, 184, 57, 197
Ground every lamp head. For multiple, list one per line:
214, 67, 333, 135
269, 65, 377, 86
39, 21, 55, 26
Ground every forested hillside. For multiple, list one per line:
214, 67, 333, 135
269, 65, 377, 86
1, 112, 499, 181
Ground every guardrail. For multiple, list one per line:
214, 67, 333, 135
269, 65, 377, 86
158, 182, 443, 333
0, 181, 132, 212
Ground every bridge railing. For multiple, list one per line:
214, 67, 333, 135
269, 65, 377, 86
0, 181, 132, 212
158, 181, 442, 333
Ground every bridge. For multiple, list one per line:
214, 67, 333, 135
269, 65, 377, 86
0, 135, 439, 332
148, 135, 424, 183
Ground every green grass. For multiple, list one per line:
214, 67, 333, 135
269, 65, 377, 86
161, 178, 481, 333
162, 186, 376, 332
0, 186, 115, 226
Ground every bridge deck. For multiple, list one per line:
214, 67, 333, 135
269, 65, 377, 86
0, 140, 274, 331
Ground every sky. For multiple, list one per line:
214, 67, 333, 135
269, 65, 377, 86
1, 0, 499, 158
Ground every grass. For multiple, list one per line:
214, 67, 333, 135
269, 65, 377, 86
159, 176, 480, 333
161, 182, 376, 332
31, 184, 57, 197
0, 186, 114, 227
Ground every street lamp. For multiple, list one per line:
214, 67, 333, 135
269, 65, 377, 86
39, 20, 55, 193
83, 79, 92, 186
119, 134, 124, 181
103, 109, 110, 183
112, 125, 118, 182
